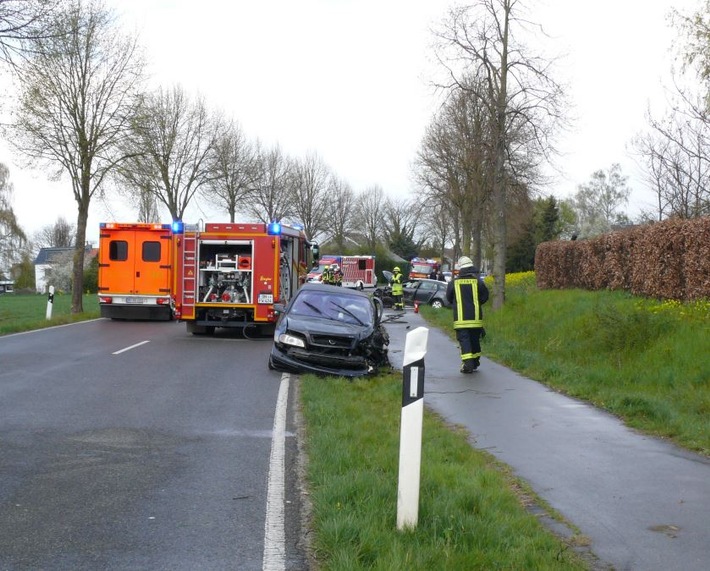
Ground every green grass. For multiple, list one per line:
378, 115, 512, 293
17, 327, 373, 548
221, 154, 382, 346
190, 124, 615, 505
422, 272, 710, 456
0, 292, 99, 335
300, 373, 589, 570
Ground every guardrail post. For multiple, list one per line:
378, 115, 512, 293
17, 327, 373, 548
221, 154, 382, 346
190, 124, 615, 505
396, 326, 428, 530
45, 285, 55, 320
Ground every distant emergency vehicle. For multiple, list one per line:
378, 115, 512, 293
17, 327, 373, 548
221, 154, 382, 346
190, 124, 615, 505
97, 222, 174, 320
306, 255, 376, 289
408, 257, 441, 280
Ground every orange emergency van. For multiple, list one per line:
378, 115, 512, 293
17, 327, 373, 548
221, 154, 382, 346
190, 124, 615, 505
97, 222, 174, 320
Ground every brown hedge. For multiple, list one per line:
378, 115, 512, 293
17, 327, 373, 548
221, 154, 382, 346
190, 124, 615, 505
534, 217, 710, 301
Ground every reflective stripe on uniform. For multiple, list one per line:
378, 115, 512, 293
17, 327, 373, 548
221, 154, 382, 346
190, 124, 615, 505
460, 351, 481, 360
453, 278, 483, 330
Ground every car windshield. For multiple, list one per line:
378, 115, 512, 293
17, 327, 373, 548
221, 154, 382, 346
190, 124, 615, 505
411, 263, 433, 274
291, 291, 372, 325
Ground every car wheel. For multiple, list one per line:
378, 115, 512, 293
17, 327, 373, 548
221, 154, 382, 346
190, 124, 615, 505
430, 299, 444, 309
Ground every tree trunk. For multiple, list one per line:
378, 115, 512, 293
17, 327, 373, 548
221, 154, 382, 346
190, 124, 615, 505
71, 196, 90, 314
491, 1, 511, 311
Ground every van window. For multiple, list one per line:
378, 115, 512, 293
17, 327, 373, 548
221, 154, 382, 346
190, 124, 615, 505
142, 241, 161, 262
109, 240, 128, 261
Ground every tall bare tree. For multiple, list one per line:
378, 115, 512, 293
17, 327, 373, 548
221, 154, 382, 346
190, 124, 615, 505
433, 0, 565, 308
34, 215, 75, 248
0, 162, 26, 276
633, 105, 710, 220
382, 196, 422, 259
571, 164, 631, 237
415, 82, 492, 268
355, 185, 385, 253
419, 198, 457, 267
245, 143, 292, 224
288, 151, 330, 241
10, 0, 145, 312
632, 3, 710, 221
0, 0, 63, 65
136, 190, 161, 223
201, 117, 257, 222
326, 175, 356, 251
672, 0, 710, 89
118, 85, 216, 222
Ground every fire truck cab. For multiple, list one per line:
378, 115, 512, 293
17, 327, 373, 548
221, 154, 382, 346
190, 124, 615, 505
173, 221, 314, 335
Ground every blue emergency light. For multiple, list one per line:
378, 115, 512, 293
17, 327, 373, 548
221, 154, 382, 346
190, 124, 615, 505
267, 221, 282, 235
171, 220, 184, 234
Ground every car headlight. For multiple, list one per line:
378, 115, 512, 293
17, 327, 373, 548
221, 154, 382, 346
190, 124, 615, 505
277, 332, 306, 348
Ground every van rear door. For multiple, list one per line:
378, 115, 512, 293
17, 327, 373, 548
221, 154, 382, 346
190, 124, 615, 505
99, 226, 171, 295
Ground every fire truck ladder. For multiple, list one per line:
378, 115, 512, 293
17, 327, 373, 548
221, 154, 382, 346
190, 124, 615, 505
181, 231, 197, 318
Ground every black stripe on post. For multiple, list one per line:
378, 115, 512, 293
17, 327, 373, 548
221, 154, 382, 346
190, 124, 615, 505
402, 358, 425, 407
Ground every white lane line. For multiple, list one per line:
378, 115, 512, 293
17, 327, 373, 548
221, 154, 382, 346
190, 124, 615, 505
112, 340, 150, 355
263, 373, 289, 571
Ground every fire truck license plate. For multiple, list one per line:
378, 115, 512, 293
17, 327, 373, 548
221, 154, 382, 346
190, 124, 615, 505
126, 297, 145, 304
258, 293, 273, 304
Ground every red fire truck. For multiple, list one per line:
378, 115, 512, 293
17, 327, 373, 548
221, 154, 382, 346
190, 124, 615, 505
97, 222, 174, 320
172, 221, 315, 334
306, 255, 376, 289
408, 257, 440, 280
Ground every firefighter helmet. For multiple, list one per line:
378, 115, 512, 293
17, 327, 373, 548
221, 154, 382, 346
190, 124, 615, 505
393, 266, 401, 273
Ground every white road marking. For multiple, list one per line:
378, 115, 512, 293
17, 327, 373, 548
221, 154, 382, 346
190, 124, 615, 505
112, 340, 150, 355
263, 373, 289, 571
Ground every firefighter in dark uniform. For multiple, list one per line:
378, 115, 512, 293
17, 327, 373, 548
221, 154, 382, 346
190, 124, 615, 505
331, 263, 343, 286
391, 266, 404, 311
446, 256, 489, 373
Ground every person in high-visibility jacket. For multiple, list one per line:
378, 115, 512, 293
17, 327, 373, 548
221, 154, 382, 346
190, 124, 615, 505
321, 264, 333, 285
446, 256, 489, 373
391, 266, 404, 310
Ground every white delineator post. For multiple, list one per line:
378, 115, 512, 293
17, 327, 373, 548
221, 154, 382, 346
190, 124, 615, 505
45, 285, 55, 320
396, 326, 429, 530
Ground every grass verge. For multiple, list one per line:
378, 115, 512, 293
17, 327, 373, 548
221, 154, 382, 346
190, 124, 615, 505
299, 372, 591, 570
0, 293, 99, 335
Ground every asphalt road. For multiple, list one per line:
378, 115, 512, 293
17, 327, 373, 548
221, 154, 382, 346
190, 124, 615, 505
383, 309, 710, 571
0, 319, 307, 571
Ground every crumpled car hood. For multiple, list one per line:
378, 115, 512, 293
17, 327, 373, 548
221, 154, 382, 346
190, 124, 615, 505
283, 315, 374, 338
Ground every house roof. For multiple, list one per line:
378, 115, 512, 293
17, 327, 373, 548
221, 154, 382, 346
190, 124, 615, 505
33, 245, 98, 265
34, 247, 73, 265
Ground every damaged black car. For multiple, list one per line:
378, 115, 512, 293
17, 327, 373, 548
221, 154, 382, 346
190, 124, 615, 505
268, 283, 391, 377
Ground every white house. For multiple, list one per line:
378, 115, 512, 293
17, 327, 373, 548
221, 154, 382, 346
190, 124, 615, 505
33, 247, 75, 294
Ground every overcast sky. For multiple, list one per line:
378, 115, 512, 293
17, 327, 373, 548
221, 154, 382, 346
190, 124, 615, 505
0, 0, 701, 245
